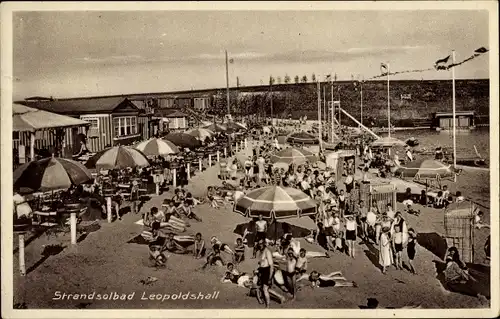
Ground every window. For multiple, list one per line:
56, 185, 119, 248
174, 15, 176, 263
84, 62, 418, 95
13, 131, 20, 140
86, 118, 99, 129
113, 116, 137, 138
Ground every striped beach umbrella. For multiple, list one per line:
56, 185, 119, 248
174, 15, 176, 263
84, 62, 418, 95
394, 159, 456, 180
165, 133, 202, 149
14, 156, 92, 193
287, 131, 319, 145
235, 186, 317, 219
204, 123, 227, 132
135, 138, 179, 157
186, 128, 214, 141
270, 147, 317, 166
85, 146, 150, 170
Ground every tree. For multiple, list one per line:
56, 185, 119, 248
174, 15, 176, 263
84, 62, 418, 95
311, 73, 316, 82
294, 75, 300, 84
284, 74, 291, 84
277, 76, 282, 84
269, 76, 275, 85
301, 75, 308, 83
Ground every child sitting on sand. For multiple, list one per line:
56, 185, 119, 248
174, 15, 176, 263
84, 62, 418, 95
202, 245, 225, 269
234, 238, 245, 264
193, 233, 206, 259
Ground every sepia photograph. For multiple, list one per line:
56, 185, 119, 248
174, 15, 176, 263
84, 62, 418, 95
1, 1, 498, 318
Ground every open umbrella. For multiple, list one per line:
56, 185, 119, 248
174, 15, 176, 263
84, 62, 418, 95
371, 137, 406, 148
14, 156, 92, 193
270, 147, 317, 166
135, 138, 179, 157
234, 186, 317, 219
85, 146, 150, 170
394, 159, 456, 181
287, 131, 319, 145
226, 122, 247, 131
204, 123, 227, 132
165, 133, 202, 149
186, 128, 214, 141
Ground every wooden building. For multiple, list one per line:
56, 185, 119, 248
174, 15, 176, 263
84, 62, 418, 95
19, 97, 154, 152
155, 109, 188, 131
431, 111, 475, 130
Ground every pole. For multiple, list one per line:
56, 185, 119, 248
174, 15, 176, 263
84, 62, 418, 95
199, 158, 202, 171
172, 168, 177, 187
387, 63, 391, 138
323, 83, 326, 124
338, 84, 341, 126
187, 163, 191, 180
331, 84, 334, 143
225, 50, 230, 116
209, 154, 212, 167
19, 234, 26, 276
270, 78, 274, 123
30, 132, 35, 161
70, 212, 77, 245
360, 77, 364, 127
339, 108, 380, 139
217, 150, 220, 162
317, 81, 322, 146
452, 50, 457, 168
106, 197, 112, 223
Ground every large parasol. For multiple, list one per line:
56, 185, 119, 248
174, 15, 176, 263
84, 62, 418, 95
394, 158, 457, 181
135, 138, 179, 157
164, 132, 202, 149
186, 128, 214, 141
85, 146, 150, 170
14, 156, 92, 193
287, 131, 319, 145
270, 147, 318, 166
234, 186, 317, 220
204, 123, 227, 133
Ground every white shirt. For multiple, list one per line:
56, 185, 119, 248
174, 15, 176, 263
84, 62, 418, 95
386, 209, 395, 220
332, 217, 341, 230
233, 190, 244, 202
300, 180, 310, 190
324, 216, 334, 228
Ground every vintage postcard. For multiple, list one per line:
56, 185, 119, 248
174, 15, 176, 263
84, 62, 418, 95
1, 1, 498, 318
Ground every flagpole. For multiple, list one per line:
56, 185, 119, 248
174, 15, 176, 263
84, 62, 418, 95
331, 83, 334, 143
323, 83, 326, 126
452, 50, 457, 168
270, 76, 273, 123
360, 76, 364, 127
317, 80, 322, 148
387, 63, 391, 138
225, 50, 230, 116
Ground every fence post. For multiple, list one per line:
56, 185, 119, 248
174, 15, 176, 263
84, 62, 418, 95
199, 158, 202, 171
209, 154, 212, 167
187, 163, 191, 180
19, 234, 26, 276
172, 168, 177, 187
70, 212, 77, 245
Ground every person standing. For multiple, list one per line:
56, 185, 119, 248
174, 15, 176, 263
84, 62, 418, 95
253, 215, 268, 258
379, 228, 393, 274
345, 214, 357, 258
256, 239, 274, 308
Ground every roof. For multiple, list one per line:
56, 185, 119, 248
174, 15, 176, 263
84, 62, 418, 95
434, 111, 475, 117
19, 97, 138, 115
154, 109, 188, 118
13, 103, 90, 132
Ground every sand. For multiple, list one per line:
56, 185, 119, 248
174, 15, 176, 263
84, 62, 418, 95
12, 141, 490, 309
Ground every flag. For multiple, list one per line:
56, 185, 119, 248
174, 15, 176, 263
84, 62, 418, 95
474, 47, 488, 54
229, 58, 234, 64
435, 55, 450, 66
380, 63, 388, 74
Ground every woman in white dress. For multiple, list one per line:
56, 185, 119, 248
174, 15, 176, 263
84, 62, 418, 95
379, 228, 393, 274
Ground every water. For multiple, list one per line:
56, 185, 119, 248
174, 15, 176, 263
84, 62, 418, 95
380, 127, 490, 160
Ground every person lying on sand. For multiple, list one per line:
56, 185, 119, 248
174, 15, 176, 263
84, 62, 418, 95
296, 270, 357, 288
144, 206, 188, 232
202, 245, 225, 269
221, 270, 287, 304
211, 236, 235, 255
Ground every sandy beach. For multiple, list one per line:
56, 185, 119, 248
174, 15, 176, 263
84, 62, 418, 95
12, 139, 491, 310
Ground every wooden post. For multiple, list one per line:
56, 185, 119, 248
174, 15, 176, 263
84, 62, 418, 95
30, 132, 35, 161
209, 154, 212, 167
155, 182, 160, 196
217, 151, 220, 162
245, 138, 248, 149
106, 197, 112, 223
172, 168, 177, 187
224, 148, 227, 158
19, 233, 26, 276
199, 158, 202, 171
235, 143, 239, 152
187, 163, 191, 180
70, 212, 77, 245
240, 141, 244, 149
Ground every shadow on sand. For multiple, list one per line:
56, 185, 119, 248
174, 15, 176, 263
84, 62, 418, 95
417, 232, 448, 260
363, 241, 381, 271
26, 244, 66, 275
233, 221, 311, 247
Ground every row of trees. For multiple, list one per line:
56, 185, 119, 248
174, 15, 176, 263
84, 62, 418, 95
269, 73, 318, 85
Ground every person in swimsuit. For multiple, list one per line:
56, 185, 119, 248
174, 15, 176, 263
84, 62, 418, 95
297, 270, 357, 288
253, 215, 268, 258
193, 232, 206, 259
210, 236, 235, 255
283, 248, 297, 299
345, 214, 357, 258
164, 232, 189, 254
234, 237, 245, 264
178, 200, 202, 222
256, 239, 274, 308
392, 225, 404, 270
202, 244, 224, 269
295, 249, 308, 276
407, 228, 417, 274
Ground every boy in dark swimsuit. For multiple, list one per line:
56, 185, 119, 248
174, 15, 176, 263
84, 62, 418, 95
234, 238, 245, 264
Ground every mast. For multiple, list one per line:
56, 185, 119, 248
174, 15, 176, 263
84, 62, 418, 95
452, 50, 457, 167
225, 50, 230, 117
331, 84, 334, 142
387, 63, 391, 138
317, 80, 322, 147
360, 76, 364, 127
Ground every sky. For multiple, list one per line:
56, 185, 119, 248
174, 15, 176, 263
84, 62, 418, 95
12, 9, 490, 99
